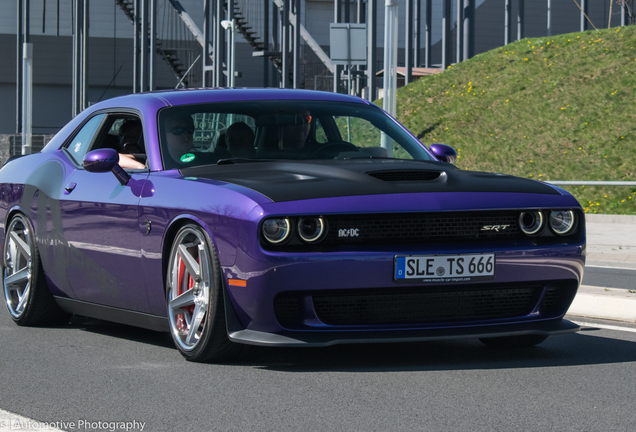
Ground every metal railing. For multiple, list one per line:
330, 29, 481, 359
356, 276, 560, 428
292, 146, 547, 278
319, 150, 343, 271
547, 181, 636, 186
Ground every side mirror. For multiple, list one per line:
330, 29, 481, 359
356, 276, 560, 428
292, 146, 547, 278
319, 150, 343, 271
429, 143, 458, 164
83, 148, 130, 186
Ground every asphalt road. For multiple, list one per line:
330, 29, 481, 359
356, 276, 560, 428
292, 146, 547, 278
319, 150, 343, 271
582, 266, 636, 290
1, 304, 636, 432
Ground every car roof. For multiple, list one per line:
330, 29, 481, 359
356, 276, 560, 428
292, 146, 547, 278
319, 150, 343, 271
90, 88, 371, 112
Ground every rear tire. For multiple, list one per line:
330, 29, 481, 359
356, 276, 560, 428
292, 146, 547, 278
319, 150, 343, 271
2, 213, 69, 326
166, 223, 243, 362
479, 334, 548, 348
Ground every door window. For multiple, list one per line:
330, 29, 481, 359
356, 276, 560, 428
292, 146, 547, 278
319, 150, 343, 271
64, 114, 106, 165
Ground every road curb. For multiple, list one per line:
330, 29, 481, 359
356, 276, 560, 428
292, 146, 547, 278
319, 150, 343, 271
568, 288, 636, 323
585, 214, 636, 224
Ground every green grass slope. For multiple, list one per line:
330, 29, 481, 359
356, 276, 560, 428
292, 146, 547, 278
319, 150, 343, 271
395, 25, 636, 214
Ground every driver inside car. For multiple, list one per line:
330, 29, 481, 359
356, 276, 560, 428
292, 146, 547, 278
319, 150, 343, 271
164, 113, 197, 165
117, 120, 146, 170
278, 111, 312, 151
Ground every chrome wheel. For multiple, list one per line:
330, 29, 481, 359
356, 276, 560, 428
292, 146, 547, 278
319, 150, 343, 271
3, 215, 33, 319
167, 226, 212, 352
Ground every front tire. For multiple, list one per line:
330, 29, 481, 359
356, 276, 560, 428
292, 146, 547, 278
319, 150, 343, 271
479, 334, 548, 348
166, 224, 242, 362
2, 213, 68, 326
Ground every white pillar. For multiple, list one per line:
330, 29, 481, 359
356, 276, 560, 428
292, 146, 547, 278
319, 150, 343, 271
381, 0, 398, 156
21, 42, 33, 155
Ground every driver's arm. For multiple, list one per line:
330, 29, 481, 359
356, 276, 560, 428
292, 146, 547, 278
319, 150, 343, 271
118, 153, 145, 170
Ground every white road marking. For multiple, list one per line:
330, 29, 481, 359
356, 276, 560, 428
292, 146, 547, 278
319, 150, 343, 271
573, 321, 636, 334
585, 265, 636, 271
0, 409, 63, 431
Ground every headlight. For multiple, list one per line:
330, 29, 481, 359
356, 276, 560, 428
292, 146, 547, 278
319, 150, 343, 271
549, 210, 576, 235
519, 211, 544, 236
262, 218, 291, 244
298, 217, 326, 243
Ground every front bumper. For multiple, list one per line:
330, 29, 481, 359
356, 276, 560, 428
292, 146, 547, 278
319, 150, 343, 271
225, 298, 580, 347
221, 241, 585, 346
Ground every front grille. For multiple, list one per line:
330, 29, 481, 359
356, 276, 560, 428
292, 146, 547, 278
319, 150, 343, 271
324, 211, 520, 245
540, 283, 577, 315
273, 297, 303, 325
273, 282, 579, 328
368, 170, 441, 182
313, 286, 540, 325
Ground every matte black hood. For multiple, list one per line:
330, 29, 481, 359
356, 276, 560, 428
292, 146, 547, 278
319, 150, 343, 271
180, 159, 560, 203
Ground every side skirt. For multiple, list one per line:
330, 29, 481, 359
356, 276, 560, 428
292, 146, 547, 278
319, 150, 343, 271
54, 297, 169, 332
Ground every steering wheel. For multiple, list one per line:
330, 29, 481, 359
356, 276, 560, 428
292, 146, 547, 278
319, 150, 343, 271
309, 141, 359, 158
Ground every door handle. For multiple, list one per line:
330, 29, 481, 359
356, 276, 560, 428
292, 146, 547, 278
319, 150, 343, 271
64, 182, 77, 194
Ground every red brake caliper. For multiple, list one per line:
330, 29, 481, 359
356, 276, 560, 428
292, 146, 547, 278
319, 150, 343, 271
175, 257, 196, 332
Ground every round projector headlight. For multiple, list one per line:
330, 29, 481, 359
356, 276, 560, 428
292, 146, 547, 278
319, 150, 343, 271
262, 218, 291, 244
549, 210, 576, 235
519, 211, 544, 236
298, 217, 326, 243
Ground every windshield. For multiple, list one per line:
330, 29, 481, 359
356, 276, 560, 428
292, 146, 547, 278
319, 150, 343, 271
158, 100, 434, 170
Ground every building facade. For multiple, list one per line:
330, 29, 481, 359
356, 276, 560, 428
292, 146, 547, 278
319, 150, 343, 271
1, 0, 633, 135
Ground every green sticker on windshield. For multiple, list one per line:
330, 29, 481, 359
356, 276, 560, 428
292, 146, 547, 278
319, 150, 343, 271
180, 153, 195, 163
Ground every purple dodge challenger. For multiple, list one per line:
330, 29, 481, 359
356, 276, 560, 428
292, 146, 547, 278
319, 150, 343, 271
0, 89, 585, 362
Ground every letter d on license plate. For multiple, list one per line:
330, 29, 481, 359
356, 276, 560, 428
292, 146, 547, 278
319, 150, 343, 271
394, 253, 495, 283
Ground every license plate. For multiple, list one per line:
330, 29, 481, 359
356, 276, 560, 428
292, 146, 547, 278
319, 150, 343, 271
394, 253, 495, 283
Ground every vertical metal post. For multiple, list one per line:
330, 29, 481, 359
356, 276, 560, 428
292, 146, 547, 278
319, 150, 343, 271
21, 0, 32, 154
517, 0, 524, 40
293, 0, 300, 88
149, 0, 156, 90
463, 0, 472, 61
227, 0, 234, 87
344, 0, 350, 94
456, 0, 462, 64
16, 0, 23, 134
82, 0, 88, 108
366, 0, 377, 100
333, 0, 342, 93
442, 0, 451, 69
215, 0, 224, 87
133, 0, 140, 92
271, 0, 277, 87
202, 0, 211, 87
405, 0, 413, 84
580, 0, 587, 31
228, 21, 235, 87
414, 0, 420, 67
281, 0, 289, 88
547, 0, 551, 36
263, 0, 269, 87
140, 0, 149, 92
72, 0, 82, 115
382, 0, 397, 156
22, 42, 33, 155
621, 2, 626, 26
355, 0, 364, 96
504, 0, 511, 45
425, 0, 431, 68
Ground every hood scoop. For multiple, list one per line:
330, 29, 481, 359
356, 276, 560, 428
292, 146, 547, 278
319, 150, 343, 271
368, 170, 442, 182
